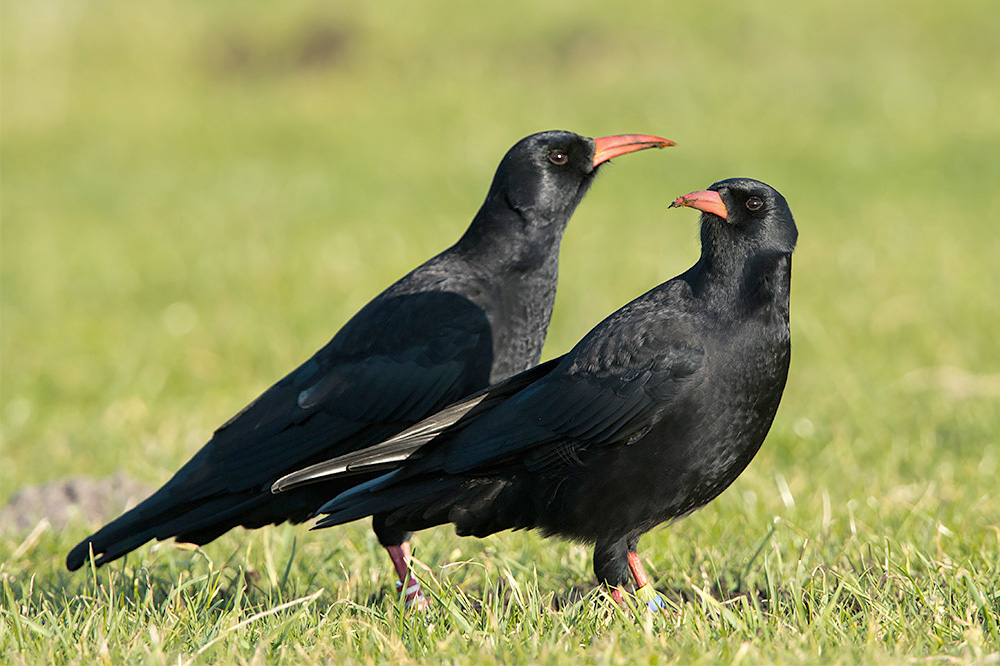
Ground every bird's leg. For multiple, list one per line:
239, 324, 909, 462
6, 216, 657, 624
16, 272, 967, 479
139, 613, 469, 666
627, 551, 667, 612
385, 542, 429, 610
595, 538, 655, 610
594, 538, 632, 607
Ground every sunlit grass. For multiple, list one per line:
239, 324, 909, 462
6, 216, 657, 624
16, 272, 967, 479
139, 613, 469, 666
2, 0, 998, 663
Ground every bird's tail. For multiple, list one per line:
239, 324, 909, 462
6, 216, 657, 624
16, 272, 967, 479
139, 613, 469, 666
312, 474, 455, 530
65, 488, 268, 571
313, 473, 524, 541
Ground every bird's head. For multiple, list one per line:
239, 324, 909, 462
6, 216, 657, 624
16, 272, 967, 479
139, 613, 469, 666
671, 178, 798, 264
483, 130, 674, 231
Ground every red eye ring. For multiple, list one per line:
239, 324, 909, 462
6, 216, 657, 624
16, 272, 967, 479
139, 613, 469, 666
746, 196, 764, 211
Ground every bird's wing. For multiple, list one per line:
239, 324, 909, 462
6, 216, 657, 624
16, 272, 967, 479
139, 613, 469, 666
421, 281, 705, 475
271, 355, 565, 492
337, 290, 706, 495
170, 290, 497, 495
312, 302, 706, 519
439, 320, 705, 475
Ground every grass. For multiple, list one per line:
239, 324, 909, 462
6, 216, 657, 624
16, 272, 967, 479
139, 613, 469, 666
2, 0, 998, 663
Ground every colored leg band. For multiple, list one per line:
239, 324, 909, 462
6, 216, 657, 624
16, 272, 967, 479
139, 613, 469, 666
395, 579, 428, 609
635, 584, 668, 612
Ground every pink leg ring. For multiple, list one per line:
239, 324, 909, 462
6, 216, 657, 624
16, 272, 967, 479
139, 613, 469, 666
385, 543, 429, 610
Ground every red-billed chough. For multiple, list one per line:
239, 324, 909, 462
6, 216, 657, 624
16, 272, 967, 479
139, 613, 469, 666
66, 131, 674, 608
273, 178, 797, 609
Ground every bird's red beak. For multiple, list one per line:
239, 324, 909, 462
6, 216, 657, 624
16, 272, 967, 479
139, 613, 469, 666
669, 190, 728, 220
592, 134, 676, 167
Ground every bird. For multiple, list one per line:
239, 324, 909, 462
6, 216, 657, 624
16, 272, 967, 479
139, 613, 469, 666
272, 177, 798, 610
66, 130, 675, 610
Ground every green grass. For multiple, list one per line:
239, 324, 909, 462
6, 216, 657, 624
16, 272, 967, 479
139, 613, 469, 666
2, 0, 998, 663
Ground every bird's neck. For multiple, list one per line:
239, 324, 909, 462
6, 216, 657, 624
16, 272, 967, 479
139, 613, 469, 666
449, 204, 568, 381
454, 203, 567, 276
688, 249, 793, 321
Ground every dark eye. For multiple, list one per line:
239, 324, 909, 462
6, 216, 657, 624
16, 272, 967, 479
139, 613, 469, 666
548, 149, 569, 166
746, 196, 764, 211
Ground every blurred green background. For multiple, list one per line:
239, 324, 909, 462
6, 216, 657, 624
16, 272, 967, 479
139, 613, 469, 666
2, 0, 998, 579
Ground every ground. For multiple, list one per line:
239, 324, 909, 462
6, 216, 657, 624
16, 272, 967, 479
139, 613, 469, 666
1, 1, 998, 664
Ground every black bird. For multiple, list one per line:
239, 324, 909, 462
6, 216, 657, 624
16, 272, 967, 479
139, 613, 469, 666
66, 130, 674, 609
273, 178, 797, 610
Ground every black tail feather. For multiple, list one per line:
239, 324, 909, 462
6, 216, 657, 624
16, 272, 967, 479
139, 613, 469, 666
66, 490, 300, 571
314, 477, 457, 529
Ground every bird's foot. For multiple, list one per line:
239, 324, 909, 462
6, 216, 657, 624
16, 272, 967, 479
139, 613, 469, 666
395, 579, 430, 611
609, 585, 666, 614
634, 584, 668, 613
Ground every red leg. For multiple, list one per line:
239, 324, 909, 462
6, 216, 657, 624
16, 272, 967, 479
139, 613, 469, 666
627, 551, 650, 587
385, 542, 429, 610
627, 551, 667, 612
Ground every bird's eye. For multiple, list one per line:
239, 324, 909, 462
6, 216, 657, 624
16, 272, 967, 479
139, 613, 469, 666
746, 196, 764, 211
548, 149, 569, 166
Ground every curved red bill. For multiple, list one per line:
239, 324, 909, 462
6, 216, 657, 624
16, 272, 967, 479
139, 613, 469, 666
669, 190, 728, 219
592, 134, 676, 167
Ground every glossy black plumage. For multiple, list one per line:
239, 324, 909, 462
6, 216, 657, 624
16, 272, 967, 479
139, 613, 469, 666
275, 178, 797, 595
66, 130, 673, 572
